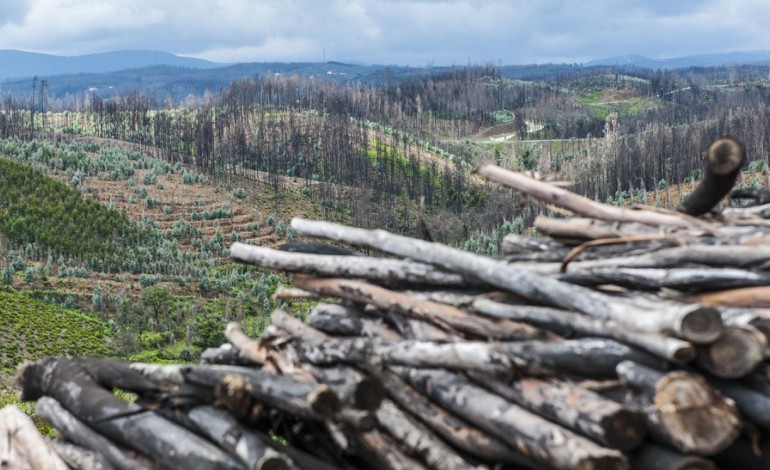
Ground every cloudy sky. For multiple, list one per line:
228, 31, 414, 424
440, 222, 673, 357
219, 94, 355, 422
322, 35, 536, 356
1, 0, 769, 65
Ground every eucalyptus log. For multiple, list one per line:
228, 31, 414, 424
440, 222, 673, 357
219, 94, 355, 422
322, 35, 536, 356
399, 367, 628, 470
375, 400, 474, 470
202, 344, 250, 366
181, 365, 340, 420
472, 298, 695, 363
616, 361, 740, 455
730, 187, 770, 206
353, 429, 427, 470
561, 267, 770, 292
629, 443, 716, 470
232, 242, 476, 287
501, 232, 569, 254
475, 164, 703, 229
678, 137, 745, 216
18, 359, 244, 470
0, 405, 68, 470
470, 375, 647, 451
705, 376, 770, 430
291, 219, 723, 343
712, 436, 770, 470
306, 303, 403, 342
224, 322, 268, 365
35, 397, 149, 470
304, 364, 386, 411
187, 405, 293, 470
696, 286, 770, 308
534, 215, 677, 241
294, 276, 547, 340
695, 325, 766, 378
49, 442, 112, 470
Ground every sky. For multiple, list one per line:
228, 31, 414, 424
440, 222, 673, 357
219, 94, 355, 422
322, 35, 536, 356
1, 0, 770, 66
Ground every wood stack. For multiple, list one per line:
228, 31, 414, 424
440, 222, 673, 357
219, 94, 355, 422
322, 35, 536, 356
11, 137, 770, 469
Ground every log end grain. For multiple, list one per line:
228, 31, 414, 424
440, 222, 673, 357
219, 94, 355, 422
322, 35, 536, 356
600, 408, 648, 452
706, 137, 745, 176
679, 307, 723, 344
654, 371, 741, 455
696, 326, 767, 379
353, 377, 386, 411
308, 384, 342, 418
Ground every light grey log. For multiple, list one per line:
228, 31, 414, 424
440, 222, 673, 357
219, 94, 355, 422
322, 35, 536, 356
472, 298, 695, 363
291, 218, 723, 343
375, 400, 474, 470
0, 405, 69, 470
49, 442, 113, 470
354, 430, 427, 470
231, 242, 475, 287
399, 367, 628, 470
35, 397, 148, 470
561, 267, 770, 292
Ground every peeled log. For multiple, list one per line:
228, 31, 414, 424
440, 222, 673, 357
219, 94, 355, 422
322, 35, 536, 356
616, 361, 740, 455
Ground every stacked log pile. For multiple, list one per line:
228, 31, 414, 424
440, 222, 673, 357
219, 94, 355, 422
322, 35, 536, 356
10, 137, 770, 469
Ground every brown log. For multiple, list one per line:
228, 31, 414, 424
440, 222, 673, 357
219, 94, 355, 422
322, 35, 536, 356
475, 164, 706, 229
399, 367, 628, 470
294, 276, 547, 341
696, 325, 766, 378
696, 286, 770, 308
678, 137, 746, 216
375, 400, 474, 470
470, 375, 647, 451
18, 359, 243, 470
629, 443, 717, 470
472, 298, 695, 363
231, 242, 477, 287
0, 405, 69, 470
35, 397, 150, 470
225, 322, 268, 365
290, 219, 724, 343
615, 361, 740, 455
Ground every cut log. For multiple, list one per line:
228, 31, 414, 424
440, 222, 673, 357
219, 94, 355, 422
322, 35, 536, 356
48, 442, 113, 470
18, 359, 244, 470
629, 443, 717, 470
231, 242, 477, 287
615, 361, 740, 455
294, 276, 547, 340
375, 400, 474, 470
695, 325, 766, 378
303, 364, 386, 411
291, 219, 724, 343
399, 367, 628, 470
470, 375, 647, 451
678, 137, 745, 216
35, 397, 150, 470
472, 298, 695, 363
0, 405, 69, 470
353, 429, 427, 470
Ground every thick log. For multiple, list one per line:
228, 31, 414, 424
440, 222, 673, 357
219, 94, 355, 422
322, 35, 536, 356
471, 375, 647, 451
49, 442, 113, 470
187, 405, 293, 470
695, 325, 766, 378
18, 359, 243, 470
304, 364, 386, 411
706, 376, 770, 430
0, 405, 69, 470
399, 367, 628, 470
475, 164, 704, 229
231, 242, 477, 287
472, 298, 695, 363
375, 400, 474, 470
678, 137, 745, 216
721, 308, 770, 355
294, 276, 547, 341
181, 365, 341, 420
35, 397, 149, 470
712, 436, 770, 470
615, 361, 740, 455
629, 443, 717, 470
290, 219, 723, 343
353, 430, 427, 470
561, 267, 770, 292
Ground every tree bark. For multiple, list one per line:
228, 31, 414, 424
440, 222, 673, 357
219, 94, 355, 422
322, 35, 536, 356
678, 137, 745, 216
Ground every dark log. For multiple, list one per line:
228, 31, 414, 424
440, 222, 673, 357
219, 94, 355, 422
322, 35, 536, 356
35, 397, 149, 470
18, 359, 244, 470
629, 443, 716, 470
399, 367, 628, 469
49, 442, 113, 470
0, 405, 69, 470
696, 325, 766, 378
470, 375, 647, 451
291, 219, 724, 343
353, 430, 427, 470
678, 137, 746, 216
472, 298, 695, 363
231, 242, 476, 287
303, 364, 385, 411
187, 405, 293, 470
705, 376, 770, 430
181, 365, 341, 420
730, 187, 770, 206
294, 276, 547, 341
616, 361, 740, 455
201, 344, 251, 366
712, 436, 770, 470
561, 267, 770, 292
375, 400, 474, 470
306, 303, 404, 342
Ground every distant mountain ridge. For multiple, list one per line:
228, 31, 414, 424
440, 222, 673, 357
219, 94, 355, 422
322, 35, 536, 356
0, 50, 222, 81
586, 51, 770, 69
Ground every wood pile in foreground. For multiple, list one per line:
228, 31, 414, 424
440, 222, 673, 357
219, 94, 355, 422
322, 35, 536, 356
8, 137, 770, 469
